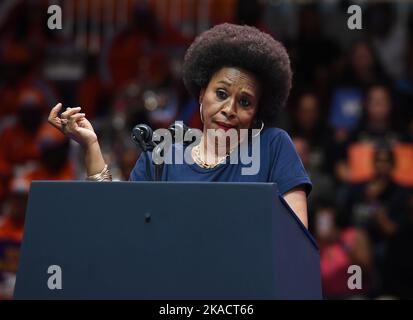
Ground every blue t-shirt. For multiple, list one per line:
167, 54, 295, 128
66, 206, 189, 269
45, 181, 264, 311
129, 127, 312, 195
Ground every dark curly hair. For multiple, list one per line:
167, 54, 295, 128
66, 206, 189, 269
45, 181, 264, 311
182, 23, 292, 126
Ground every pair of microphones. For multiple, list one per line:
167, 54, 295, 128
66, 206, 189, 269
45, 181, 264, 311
131, 122, 191, 152
131, 122, 192, 181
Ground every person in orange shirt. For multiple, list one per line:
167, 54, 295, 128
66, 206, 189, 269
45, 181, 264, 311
0, 177, 28, 300
0, 88, 47, 205
0, 179, 27, 242
21, 123, 76, 183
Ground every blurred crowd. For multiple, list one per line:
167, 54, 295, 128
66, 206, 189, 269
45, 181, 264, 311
0, 0, 413, 299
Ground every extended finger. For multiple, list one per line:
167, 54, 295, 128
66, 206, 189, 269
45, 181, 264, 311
61, 107, 82, 119
48, 103, 63, 129
49, 103, 62, 120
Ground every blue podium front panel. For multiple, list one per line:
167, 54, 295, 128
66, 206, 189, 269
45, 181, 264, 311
14, 182, 321, 299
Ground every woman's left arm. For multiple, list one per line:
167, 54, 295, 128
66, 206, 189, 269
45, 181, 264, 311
283, 186, 308, 228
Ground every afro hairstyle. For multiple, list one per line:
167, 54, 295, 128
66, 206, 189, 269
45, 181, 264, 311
182, 23, 292, 125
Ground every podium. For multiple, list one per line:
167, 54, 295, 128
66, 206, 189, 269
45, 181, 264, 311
14, 181, 322, 299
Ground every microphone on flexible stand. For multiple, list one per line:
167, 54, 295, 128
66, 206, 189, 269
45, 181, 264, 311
131, 124, 155, 152
168, 122, 198, 145
168, 122, 188, 144
131, 122, 193, 181
131, 124, 156, 181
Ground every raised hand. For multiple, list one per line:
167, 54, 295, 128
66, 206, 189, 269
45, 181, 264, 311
48, 103, 98, 147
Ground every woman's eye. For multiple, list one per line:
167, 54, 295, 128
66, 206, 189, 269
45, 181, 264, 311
239, 97, 251, 107
216, 89, 228, 100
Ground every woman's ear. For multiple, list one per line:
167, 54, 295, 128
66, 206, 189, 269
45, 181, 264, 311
199, 88, 205, 104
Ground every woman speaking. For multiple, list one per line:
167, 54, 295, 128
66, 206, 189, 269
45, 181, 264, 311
47, 23, 312, 227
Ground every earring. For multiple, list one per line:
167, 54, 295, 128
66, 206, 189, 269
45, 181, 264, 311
199, 103, 204, 123
251, 120, 264, 138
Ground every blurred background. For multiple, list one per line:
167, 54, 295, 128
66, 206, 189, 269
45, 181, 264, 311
0, 0, 413, 300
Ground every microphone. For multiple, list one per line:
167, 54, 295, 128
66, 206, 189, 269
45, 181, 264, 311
131, 124, 155, 181
168, 122, 188, 144
131, 124, 154, 152
168, 121, 198, 145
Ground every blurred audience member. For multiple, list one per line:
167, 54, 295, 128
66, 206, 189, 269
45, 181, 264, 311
341, 147, 409, 293
336, 41, 390, 89
333, 84, 400, 183
0, 177, 28, 300
0, 88, 47, 205
77, 55, 108, 120
315, 202, 372, 299
290, 91, 332, 172
358, 84, 400, 145
20, 123, 76, 183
